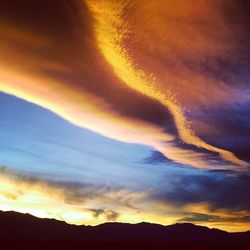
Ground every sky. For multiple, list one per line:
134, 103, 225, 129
0, 0, 250, 232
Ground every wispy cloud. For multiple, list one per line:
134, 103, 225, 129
0, 166, 148, 225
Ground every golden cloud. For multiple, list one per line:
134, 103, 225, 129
0, 0, 248, 172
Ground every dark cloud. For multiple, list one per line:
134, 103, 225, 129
189, 104, 250, 162
143, 151, 172, 165
155, 172, 250, 211
178, 213, 221, 223
89, 208, 120, 221
178, 212, 250, 223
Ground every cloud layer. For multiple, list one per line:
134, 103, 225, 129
0, 0, 249, 170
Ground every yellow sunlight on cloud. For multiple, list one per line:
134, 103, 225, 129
0, 54, 233, 170
85, 0, 247, 168
0, 169, 140, 226
0, 168, 248, 232
182, 203, 250, 232
0, 2, 247, 171
0, 174, 92, 225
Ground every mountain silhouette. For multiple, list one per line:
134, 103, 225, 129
0, 210, 249, 249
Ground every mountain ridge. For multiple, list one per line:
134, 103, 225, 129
0, 210, 249, 249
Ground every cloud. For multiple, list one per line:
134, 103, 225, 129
178, 212, 250, 223
89, 208, 120, 221
0, 166, 149, 209
0, 166, 148, 225
155, 172, 250, 211
85, 0, 248, 167
0, 0, 248, 171
1, 165, 250, 231
188, 104, 250, 163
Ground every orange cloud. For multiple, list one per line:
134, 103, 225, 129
85, 0, 247, 167
0, 0, 247, 170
